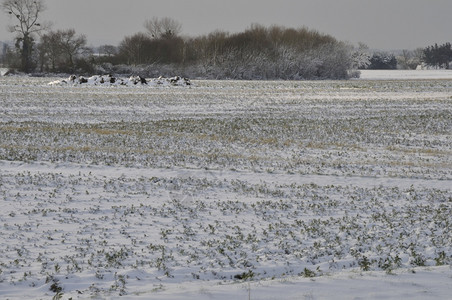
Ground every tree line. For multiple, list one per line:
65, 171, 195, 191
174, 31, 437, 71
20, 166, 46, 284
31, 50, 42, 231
422, 43, 452, 69
1, 0, 451, 79
111, 23, 353, 79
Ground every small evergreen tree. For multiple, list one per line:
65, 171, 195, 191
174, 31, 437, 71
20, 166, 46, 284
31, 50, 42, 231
423, 43, 452, 69
367, 52, 397, 70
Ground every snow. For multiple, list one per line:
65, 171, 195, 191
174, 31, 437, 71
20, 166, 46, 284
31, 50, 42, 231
132, 266, 452, 300
0, 68, 11, 76
358, 69, 452, 80
0, 75, 451, 299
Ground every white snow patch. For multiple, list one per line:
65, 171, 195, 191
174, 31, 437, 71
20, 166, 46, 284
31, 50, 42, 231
358, 69, 452, 80
0, 68, 11, 76
133, 266, 452, 300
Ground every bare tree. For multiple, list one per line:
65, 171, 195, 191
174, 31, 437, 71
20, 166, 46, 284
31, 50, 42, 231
98, 45, 117, 57
144, 17, 182, 39
2, 0, 49, 72
186, 31, 228, 74
396, 49, 416, 70
38, 30, 62, 72
38, 29, 88, 72
412, 48, 424, 69
118, 33, 152, 65
58, 29, 87, 72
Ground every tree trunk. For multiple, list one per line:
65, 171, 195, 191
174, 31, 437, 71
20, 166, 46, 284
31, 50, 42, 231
20, 34, 33, 73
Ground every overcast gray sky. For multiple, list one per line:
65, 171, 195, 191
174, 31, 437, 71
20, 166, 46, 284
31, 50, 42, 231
1, 0, 451, 50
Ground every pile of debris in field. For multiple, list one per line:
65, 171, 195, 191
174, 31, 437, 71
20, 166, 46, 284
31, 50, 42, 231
49, 74, 191, 87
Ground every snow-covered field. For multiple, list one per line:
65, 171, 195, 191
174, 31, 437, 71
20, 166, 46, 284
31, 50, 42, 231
0, 73, 451, 299
358, 69, 452, 80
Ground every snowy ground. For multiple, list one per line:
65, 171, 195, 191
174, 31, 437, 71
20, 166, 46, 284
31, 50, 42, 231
0, 68, 10, 76
0, 73, 451, 299
358, 69, 452, 80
